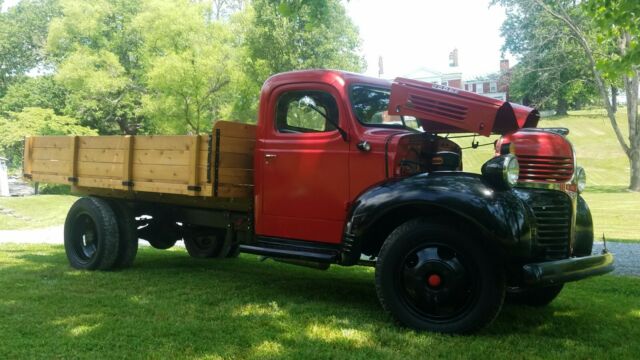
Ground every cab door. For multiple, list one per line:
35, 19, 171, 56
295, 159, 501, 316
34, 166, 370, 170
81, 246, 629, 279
258, 83, 349, 244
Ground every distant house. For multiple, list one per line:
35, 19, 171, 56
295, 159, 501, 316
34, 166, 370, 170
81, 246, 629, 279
403, 59, 511, 102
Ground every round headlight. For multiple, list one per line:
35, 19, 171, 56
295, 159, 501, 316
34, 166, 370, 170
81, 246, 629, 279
576, 166, 586, 193
505, 155, 520, 187
481, 154, 519, 190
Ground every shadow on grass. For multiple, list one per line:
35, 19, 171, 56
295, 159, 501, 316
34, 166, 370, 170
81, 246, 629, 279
1, 245, 639, 359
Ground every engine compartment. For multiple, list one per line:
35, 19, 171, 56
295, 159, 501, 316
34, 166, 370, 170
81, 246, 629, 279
392, 133, 463, 177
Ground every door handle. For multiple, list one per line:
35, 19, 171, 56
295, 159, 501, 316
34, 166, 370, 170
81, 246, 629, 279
264, 154, 277, 159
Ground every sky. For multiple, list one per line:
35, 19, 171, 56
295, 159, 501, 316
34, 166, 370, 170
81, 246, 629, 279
344, 0, 515, 80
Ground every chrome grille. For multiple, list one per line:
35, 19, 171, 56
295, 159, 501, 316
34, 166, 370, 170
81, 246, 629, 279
517, 155, 574, 183
530, 191, 571, 260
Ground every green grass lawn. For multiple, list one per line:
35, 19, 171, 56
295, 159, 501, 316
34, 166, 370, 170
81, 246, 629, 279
0, 244, 638, 359
0, 195, 77, 230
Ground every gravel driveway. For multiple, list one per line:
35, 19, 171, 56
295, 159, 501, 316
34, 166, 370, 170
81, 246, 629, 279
0, 227, 637, 276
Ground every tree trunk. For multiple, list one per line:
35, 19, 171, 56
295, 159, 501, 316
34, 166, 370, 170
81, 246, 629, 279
556, 96, 568, 116
611, 85, 617, 113
625, 70, 640, 191
631, 149, 640, 191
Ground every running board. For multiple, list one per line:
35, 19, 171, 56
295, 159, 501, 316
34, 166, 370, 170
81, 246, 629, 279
239, 245, 338, 263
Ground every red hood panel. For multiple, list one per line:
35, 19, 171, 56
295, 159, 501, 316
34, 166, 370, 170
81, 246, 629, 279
388, 77, 539, 136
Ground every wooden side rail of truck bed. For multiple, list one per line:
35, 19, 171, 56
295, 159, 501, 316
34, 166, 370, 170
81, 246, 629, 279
22, 121, 257, 199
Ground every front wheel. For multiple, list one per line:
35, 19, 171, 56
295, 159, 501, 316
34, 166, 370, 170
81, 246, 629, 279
375, 218, 505, 334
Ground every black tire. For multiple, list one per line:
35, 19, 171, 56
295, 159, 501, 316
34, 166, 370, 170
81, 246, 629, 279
109, 200, 139, 269
64, 197, 120, 270
183, 228, 231, 258
375, 218, 505, 334
507, 285, 564, 307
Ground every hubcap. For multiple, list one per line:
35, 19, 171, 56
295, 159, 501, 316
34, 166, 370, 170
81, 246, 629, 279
399, 244, 477, 321
72, 214, 98, 261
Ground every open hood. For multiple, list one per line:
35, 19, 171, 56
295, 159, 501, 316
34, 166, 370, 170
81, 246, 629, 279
388, 77, 539, 136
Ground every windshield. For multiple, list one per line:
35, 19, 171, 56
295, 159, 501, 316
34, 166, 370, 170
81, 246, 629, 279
350, 85, 421, 130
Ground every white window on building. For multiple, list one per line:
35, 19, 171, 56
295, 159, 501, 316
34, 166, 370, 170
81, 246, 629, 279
490, 82, 497, 93
476, 83, 483, 94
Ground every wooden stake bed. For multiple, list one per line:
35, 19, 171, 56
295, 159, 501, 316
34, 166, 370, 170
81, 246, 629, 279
23, 121, 256, 201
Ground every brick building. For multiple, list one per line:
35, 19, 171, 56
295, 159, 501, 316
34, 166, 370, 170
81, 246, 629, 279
404, 56, 511, 101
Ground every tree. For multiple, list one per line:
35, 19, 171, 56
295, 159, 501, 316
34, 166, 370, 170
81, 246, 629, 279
496, 0, 640, 191
0, 76, 67, 115
497, 1, 597, 113
0, 107, 96, 167
46, 0, 146, 135
135, 0, 235, 134
0, 0, 59, 94
227, 0, 365, 121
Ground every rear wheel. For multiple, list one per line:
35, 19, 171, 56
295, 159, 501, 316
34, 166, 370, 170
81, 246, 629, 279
183, 228, 224, 258
137, 213, 180, 250
64, 197, 120, 270
375, 218, 505, 334
507, 285, 564, 307
109, 200, 138, 269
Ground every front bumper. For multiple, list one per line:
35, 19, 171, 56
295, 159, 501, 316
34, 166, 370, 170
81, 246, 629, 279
522, 252, 614, 286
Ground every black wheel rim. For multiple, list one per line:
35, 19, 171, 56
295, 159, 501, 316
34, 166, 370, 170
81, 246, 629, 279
397, 243, 479, 322
192, 235, 218, 251
71, 213, 98, 262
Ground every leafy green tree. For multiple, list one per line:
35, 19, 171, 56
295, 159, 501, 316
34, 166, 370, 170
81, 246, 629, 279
46, 0, 145, 134
227, 0, 365, 121
585, 0, 640, 190
0, 0, 59, 94
498, 5, 597, 113
0, 76, 67, 114
0, 107, 96, 167
135, 0, 234, 134
496, 0, 640, 191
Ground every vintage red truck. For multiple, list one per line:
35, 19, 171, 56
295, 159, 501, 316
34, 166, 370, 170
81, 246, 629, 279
22, 70, 614, 333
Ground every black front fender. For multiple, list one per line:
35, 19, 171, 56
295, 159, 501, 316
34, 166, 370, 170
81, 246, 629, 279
342, 172, 533, 264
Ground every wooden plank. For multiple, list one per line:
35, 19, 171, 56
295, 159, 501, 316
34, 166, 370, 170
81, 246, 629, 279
132, 164, 189, 183
213, 137, 255, 154
23, 136, 33, 176
77, 161, 123, 179
214, 121, 257, 139
121, 136, 134, 189
78, 136, 124, 149
218, 168, 253, 185
134, 149, 190, 166
188, 136, 201, 192
218, 152, 253, 169
31, 173, 68, 184
133, 181, 194, 196
78, 148, 124, 163
31, 146, 73, 161
77, 177, 123, 190
32, 136, 72, 149
32, 159, 72, 174
133, 136, 194, 150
